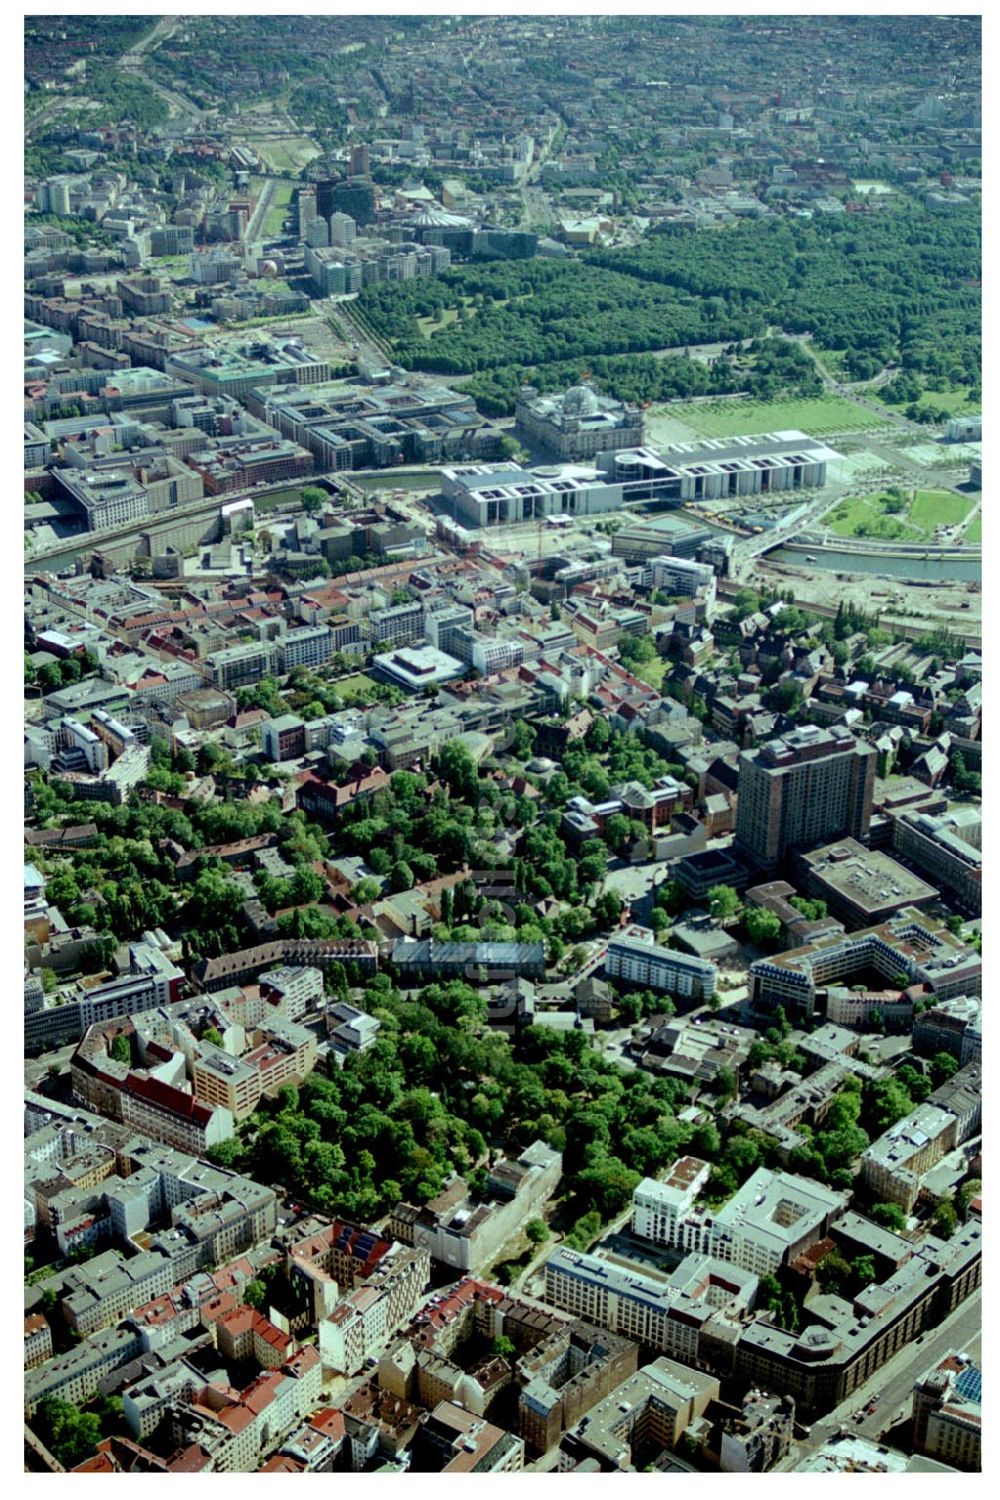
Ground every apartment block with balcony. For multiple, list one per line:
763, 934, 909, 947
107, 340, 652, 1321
369, 599, 424, 648
204, 640, 278, 691
277, 625, 333, 672
605, 925, 717, 1002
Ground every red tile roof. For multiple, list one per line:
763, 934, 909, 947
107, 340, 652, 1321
308, 1408, 346, 1443
124, 1071, 214, 1125
241, 1372, 283, 1416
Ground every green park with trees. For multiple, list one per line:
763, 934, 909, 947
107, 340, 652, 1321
354, 201, 979, 417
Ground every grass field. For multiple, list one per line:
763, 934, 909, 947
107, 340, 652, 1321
909, 490, 975, 529
965, 514, 982, 544
252, 177, 296, 238
255, 486, 308, 512
827, 488, 976, 542
332, 673, 377, 705
827, 496, 891, 538
645, 409, 702, 444
417, 307, 460, 337
263, 181, 295, 237
633, 656, 668, 690
913, 386, 979, 418
148, 254, 194, 281
415, 295, 528, 341
255, 137, 320, 173
659, 395, 887, 439
804, 342, 861, 383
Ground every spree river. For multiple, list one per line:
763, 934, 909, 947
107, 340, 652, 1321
770, 545, 981, 584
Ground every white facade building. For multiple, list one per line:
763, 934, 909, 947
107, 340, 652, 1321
631, 1158, 711, 1244
606, 925, 717, 1001
631, 1164, 848, 1278
278, 624, 333, 671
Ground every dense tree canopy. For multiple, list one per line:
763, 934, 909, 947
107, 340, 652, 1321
357, 202, 979, 414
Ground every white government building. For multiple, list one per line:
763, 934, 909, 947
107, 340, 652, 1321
441, 429, 836, 528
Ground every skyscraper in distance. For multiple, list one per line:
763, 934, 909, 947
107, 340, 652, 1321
316, 178, 376, 227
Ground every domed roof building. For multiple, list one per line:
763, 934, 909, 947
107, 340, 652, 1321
561, 382, 603, 419
515, 377, 645, 462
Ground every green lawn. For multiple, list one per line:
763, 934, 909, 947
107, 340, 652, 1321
827, 488, 975, 542
913, 387, 979, 417
804, 342, 860, 383
417, 307, 460, 337
663, 394, 886, 439
633, 655, 667, 690
965, 514, 982, 544
909, 490, 976, 529
416, 296, 524, 340
149, 254, 193, 281
262, 181, 295, 238
256, 138, 320, 173
351, 471, 440, 493
827, 495, 892, 538
255, 486, 309, 512
332, 673, 377, 704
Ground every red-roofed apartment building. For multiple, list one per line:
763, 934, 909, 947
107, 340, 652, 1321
214, 1305, 293, 1369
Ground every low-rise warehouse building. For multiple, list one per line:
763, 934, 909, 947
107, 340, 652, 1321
795, 839, 938, 929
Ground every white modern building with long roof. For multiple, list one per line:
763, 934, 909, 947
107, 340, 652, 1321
442, 429, 838, 528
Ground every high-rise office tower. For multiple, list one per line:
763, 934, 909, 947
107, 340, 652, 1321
734, 724, 876, 873
317, 178, 376, 227
329, 211, 357, 247
297, 186, 317, 240
349, 142, 371, 179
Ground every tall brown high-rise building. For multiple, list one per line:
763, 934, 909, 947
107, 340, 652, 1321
735, 724, 876, 873
349, 142, 371, 179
